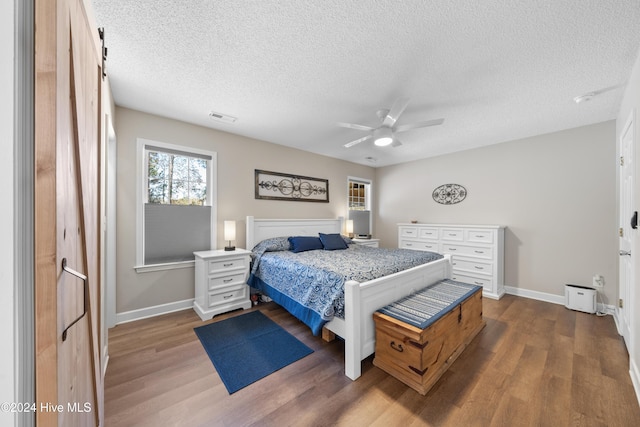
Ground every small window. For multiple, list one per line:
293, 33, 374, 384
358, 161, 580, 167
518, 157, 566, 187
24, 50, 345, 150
137, 139, 217, 270
146, 147, 208, 205
348, 177, 372, 236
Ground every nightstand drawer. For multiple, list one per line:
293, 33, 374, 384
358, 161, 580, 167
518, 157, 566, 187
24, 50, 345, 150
208, 256, 248, 274
208, 271, 247, 290
208, 285, 248, 306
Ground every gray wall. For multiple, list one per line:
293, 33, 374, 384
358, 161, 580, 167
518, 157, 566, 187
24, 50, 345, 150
115, 107, 375, 313
375, 121, 617, 305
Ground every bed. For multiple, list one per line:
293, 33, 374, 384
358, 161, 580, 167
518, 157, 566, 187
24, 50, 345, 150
245, 216, 453, 380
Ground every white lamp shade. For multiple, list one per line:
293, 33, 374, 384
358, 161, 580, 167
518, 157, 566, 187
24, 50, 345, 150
224, 220, 236, 241
346, 220, 354, 234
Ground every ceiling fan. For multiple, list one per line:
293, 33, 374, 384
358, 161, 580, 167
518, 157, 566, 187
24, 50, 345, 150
339, 98, 444, 148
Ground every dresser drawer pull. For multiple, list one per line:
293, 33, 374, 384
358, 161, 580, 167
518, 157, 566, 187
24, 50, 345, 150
448, 233, 458, 237
448, 247, 457, 251
474, 250, 484, 254
474, 281, 484, 286
405, 243, 413, 246
390, 341, 404, 352
223, 263, 234, 267
474, 266, 484, 270
223, 294, 234, 299
223, 278, 234, 283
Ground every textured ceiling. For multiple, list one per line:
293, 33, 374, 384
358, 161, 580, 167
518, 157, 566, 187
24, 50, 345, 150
92, 0, 640, 167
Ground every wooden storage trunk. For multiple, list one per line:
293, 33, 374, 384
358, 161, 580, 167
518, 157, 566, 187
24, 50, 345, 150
373, 284, 485, 395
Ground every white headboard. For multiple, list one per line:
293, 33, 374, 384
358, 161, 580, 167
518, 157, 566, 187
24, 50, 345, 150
246, 216, 344, 249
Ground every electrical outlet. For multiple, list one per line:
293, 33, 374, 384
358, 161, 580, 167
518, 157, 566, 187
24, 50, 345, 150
593, 274, 604, 288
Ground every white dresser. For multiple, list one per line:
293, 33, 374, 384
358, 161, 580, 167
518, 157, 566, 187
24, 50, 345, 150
193, 249, 252, 320
398, 224, 505, 299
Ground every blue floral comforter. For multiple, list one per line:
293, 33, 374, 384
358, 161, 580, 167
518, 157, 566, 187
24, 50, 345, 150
246, 237, 443, 335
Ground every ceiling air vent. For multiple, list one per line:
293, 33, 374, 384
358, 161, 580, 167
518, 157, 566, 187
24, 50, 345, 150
208, 111, 237, 123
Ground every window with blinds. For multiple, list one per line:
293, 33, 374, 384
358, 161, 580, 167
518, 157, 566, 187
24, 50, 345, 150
348, 177, 372, 236
138, 140, 217, 266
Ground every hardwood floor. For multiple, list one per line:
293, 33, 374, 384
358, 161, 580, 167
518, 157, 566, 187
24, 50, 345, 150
105, 295, 640, 426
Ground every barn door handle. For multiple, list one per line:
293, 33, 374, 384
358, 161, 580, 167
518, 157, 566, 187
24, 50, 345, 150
61, 258, 87, 342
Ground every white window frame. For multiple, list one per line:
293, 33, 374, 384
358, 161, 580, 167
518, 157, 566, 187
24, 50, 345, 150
347, 176, 373, 234
135, 138, 217, 273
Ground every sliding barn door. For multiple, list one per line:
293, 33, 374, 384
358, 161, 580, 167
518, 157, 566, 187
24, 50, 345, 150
35, 0, 103, 425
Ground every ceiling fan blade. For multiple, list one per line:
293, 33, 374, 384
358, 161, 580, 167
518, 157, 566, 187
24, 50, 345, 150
337, 122, 375, 132
344, 134, 373, 148
382, 97, 410, 127
391, 139, 403, 148
395, 118, 444, 133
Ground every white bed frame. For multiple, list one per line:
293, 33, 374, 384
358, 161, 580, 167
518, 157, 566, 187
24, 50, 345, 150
246, 216, 452, 380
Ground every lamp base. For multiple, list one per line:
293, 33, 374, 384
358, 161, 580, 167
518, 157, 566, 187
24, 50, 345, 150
224, 246, 235, 251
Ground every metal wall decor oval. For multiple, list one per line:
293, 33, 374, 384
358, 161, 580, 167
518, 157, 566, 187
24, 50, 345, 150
432, 184, 467, 205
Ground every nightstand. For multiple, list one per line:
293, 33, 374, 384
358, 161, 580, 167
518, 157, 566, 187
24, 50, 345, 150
351, 238, 380, 248
193, 248, 252, 321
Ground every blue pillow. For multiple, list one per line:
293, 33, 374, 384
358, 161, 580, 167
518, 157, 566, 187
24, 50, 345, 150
319, 233, 348, 250
288, 236, 324, 253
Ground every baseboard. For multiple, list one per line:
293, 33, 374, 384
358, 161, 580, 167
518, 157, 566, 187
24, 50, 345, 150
631, 358, 640, 409
504, 286, 564, 305
116, 298, 194, 325
503, 286, 616, 315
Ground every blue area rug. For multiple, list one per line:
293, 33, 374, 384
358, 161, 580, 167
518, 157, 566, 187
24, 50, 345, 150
194, 310, 314, 394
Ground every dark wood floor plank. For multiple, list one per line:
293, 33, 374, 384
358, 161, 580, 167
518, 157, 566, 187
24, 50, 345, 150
105, 297, 640, 426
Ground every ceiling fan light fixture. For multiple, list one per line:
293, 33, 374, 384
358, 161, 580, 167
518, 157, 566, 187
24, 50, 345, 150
373, 127, 394, 146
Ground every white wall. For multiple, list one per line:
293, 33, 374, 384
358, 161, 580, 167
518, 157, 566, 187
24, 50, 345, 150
0, 0, 16, 425
618, 45, 640, 402
376, 121, 617, 306
114, 107, 375, 315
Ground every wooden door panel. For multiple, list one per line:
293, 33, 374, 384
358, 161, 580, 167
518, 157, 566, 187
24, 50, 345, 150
35, 0, 103, 425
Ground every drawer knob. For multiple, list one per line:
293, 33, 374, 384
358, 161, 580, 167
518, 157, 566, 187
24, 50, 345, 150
390, 341, 404, 353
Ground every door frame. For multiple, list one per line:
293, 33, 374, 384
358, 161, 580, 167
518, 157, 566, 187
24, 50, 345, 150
619, 109, 636, 351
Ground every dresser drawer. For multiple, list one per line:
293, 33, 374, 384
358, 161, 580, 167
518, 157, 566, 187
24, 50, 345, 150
452, 259, 493, 275
399, 227, 419, 238
450, 272, 491, 288
441, 244, 493, 260
207, 256, 248, 274
441, 228, 464, 242
400, 239, 439, 252
208, 271, 247, 290
418, 228, 439, 240
208, 284, 248, 307
465, 229, 494, 244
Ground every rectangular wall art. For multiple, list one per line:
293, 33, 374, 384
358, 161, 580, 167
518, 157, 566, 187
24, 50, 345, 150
255, 169, 329, 202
